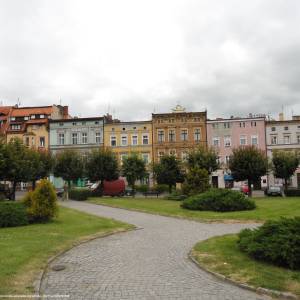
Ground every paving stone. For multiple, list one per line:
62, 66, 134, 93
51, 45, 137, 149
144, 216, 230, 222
40, 200, 270, 300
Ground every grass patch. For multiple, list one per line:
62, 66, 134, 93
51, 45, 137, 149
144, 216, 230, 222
192, 234, 300, 296
0, 206, 133, 295
88, 197, 300, 222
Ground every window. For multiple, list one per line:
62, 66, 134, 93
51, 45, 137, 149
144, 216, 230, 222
40, 114, 45, 118
240, 135, 247, 145
158, 151, 165, 160
284, 135, 290, 144
30, 115, 35, 119
168, 129, 176, 142
95, 132, 101, 144
297, 135, 300, 144
225, 156, 230, 164
72, 122, 76, 126
82, 132, 88, 144
132, 135, 138, 145
239, 122, 245, 128
224, 135, 231, 147
181, 151, 188, 161
251, 121, 256, 127
10, 117, 15, 121
158, 130, 164, 142
58, 133, 65, 145
271, 136, 277, 145
194, 129, 201, 142
82, 122, 86, 125
142, 153, 149, 164
25, 137, 30, 147
11, 124, 21, 130
121, 135, 128, 146
271, 127, 276, 131
284, 126, 289, 131
59, 122, 64, 126
181, 129, 188, 141
39, 137, 45, 147
251, 135, 258, 145
95, 121, 99, 125
212, 123, 219, 129
169, 149, 176, 156
24, 116, 29, 120
213, 137, 220, 147
110, 136, 116, 147
142, 134, 149, 145
224, 122, 230, 129
72, 133, 78, 144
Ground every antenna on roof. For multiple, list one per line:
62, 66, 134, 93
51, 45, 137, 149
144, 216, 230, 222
17, 98, 21, 107
59, 98, 62, 106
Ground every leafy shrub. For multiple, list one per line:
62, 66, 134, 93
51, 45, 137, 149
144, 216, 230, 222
285, 189, 300, 197
181, 188, 256, 212
182, 167, 210, 196
0, 202, 28, 227
238, 217, 300, 270
165, 190, 188, 201
69, 188, 91, 201
135, 184, 149, 193
24, 179, 58, 222
152, 184, 169, 193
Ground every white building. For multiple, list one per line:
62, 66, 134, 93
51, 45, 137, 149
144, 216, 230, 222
266, 114, 300, 188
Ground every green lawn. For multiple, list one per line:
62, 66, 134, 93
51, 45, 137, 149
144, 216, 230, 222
88, 197, 300, 222
192, 234, 300, 296
0, 206, 133, 295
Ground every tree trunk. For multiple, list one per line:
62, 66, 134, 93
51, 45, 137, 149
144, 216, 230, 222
248, 180, 252, 198
32, 180, 36, 191
132, 183, 135, 198
169, 184, 172, 194
284, 178, 288, 192
12, 181, 17, 201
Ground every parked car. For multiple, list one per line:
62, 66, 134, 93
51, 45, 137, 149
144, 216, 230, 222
231, 186, 249, 195
266, 186, 283, 197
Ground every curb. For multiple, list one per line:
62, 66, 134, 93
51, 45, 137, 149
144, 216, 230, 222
188, 251, 298, 300
35, 226, 139, 297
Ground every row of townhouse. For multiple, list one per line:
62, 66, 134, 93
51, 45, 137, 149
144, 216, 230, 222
0, 103, 299, 189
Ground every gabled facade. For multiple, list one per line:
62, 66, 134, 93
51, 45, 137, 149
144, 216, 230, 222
207, 115, 267, 188
266, 115, 300, 188
49, 117, 104, 154
152, 105, 207, 162
6, 105, 68, 149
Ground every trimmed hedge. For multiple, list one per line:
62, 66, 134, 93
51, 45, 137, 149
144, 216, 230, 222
165, 190, 188, 201
238, 217, 300, 270
285, 189, 300, 197
69, 188, 91, 201
152, 184, 169, 193
0, 202, 29, 227
135, 185, 149, 193
181, 188, 256, 212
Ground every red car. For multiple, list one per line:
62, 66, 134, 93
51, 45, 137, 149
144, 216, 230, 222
241, 185, 249, 195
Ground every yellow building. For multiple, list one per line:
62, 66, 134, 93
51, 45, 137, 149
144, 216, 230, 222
104, 120, 153, 167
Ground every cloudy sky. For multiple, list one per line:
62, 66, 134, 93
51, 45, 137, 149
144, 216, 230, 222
0, 0, 299, 120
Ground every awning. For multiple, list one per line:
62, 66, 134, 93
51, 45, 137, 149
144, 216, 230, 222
224, 174, 233, 181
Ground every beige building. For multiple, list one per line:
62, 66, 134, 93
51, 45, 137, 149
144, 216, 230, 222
104, 120, 153, 168
152, 105, 207, 162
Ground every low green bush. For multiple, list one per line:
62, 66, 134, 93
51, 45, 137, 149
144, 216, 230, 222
152, 184, 169, 193
165, 190, 188, 201
285, 189, 300, 197
0, 202, 29, 227
181, 188, 256, 212
135, 184, 149, 193
69, 188, 91, 201
24, 179, 58, 222
238, 217, 300, 270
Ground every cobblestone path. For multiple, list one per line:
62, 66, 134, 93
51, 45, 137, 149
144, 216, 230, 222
40, 201, 269, 300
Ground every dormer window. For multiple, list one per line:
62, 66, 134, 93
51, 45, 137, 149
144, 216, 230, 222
31, 115, 35, 119
40, 114, 45, 118
24, 116, 29, 120
10, 117, 16, 121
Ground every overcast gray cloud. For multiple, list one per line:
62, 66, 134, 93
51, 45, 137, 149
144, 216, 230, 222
0, 0, 299, 120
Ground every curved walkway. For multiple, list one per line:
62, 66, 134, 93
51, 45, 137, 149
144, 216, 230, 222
40, 201, 269, 300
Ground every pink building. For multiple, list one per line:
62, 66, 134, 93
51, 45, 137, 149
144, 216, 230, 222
206, 116, 267, 188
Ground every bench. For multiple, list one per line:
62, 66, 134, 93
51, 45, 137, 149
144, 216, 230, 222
143, 191, 161, 198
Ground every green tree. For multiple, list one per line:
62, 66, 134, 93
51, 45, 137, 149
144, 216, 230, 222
229, 146, 268, 197
122, 153, 147, 196
182, 167, 210, 196
272, 150, 299, 191
153, 155, 185, 193
53, 150, 84, 188
187, 146, 219, 174
85, 148, 119, 194
0, 138, 32, 200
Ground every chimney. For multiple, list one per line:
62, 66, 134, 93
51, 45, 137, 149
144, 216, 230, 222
63, 106, 69, 119
279, 112, 284, 121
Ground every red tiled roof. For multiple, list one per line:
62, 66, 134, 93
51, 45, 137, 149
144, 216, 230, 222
0, 106, 13, 115
26, 118, 48, 124
10, 106, 53, 117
